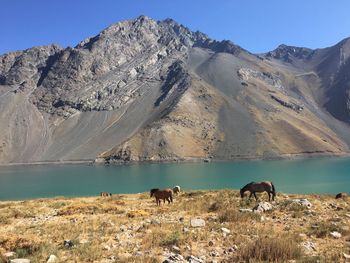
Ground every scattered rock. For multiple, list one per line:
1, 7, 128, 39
10, 259, 31, 263
63, 239, 74, 248
119, 225, 127, 232
135, 251, 143, 256
330, 231, 342, 239
209, 250, 220, 257
270, 95, 303, 112
208, 240, 214, 246
239, 208, 253, 212
183, 227, 190, 233
221, 227, 230, 234
163, 252, 184, 262
151, 219, 161, 225
224, 245, 238, 254
190, 218, 205, 228
47, 255, 58, 263
253, 201, 273, 213
344, 253, 350, 260
172, 245, 180, 253
3, 252, 16, 258
302, 241, 316, 252
186, 255, 204, 263
291, 199, 312, 208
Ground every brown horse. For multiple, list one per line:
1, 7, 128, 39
240, 181, 276, 201
100, 192, 112, 197
150, 188, 173, 206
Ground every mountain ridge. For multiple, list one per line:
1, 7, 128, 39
1, 16, 350, 164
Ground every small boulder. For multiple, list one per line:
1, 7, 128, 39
190, 218, 205, 228
291, 199, 312, 208
151, 219, 161, 225
330, 231, 342, 239
302, 241, 316, 252
221, 227, 231, 234
253, 202, 273, 213
3, 252, 16, 258
47, 255, 58, 263
172, 245, 180, 253
10, 259, 31, 263
209, 250, 220, 257
239, 208, 253, 212
63, 240, 74, 248
186, 255, 204, 263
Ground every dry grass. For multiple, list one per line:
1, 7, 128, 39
0, 191, 348, 262
238, 235, 302, 262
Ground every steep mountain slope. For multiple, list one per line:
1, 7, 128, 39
0, 16, 349, 164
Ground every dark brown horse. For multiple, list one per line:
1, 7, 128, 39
240, 181, 276, 201
150, 188, 173, 206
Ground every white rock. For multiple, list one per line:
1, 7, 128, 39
292, 199, 312, 208
10, 259, 31, 263
221, 227, 230, 234
190, 218, 205, 228
343, 253, 350, 259
330, 231, 342, 239
172, 245, 180, 253
239, 208, 253, 212
253, 202, 273, 213
302, 241, 316, 252
4, 252, 16, 258
47, 255, 58, 263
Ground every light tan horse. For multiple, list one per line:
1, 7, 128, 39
240, 181, 276, 201
150, 188, 173, 206
173, 186, 181, 195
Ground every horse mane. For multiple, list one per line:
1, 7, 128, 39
241, 182, 255, 191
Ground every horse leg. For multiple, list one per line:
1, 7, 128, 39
267, 192, 271, 201
253, 192, 258, 201
249, 192, 253, 199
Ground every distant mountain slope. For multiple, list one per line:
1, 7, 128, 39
0, 16, 349, 164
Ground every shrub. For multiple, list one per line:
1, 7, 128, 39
239, 235, 302, 261
218, 208, 260, 223
308, 221, 346, 238
160, 231, 182, 247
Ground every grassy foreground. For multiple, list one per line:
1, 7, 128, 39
0, 190, 349, 262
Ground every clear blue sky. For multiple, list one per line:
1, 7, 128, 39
1, 0, 350, 55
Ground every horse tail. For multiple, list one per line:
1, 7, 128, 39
271, 182, 276, 196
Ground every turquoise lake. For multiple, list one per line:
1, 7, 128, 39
0, 157, 349, 200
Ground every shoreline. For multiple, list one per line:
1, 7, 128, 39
0, 151, 349, 168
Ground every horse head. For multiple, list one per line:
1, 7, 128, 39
240, 188, 244, 198
150, 188, 159, 197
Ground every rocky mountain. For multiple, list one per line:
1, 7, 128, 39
1, 15, 350, 164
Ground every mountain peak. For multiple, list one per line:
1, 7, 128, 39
265, 44, 313, 63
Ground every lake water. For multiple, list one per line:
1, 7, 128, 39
0, 157, 349, 200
